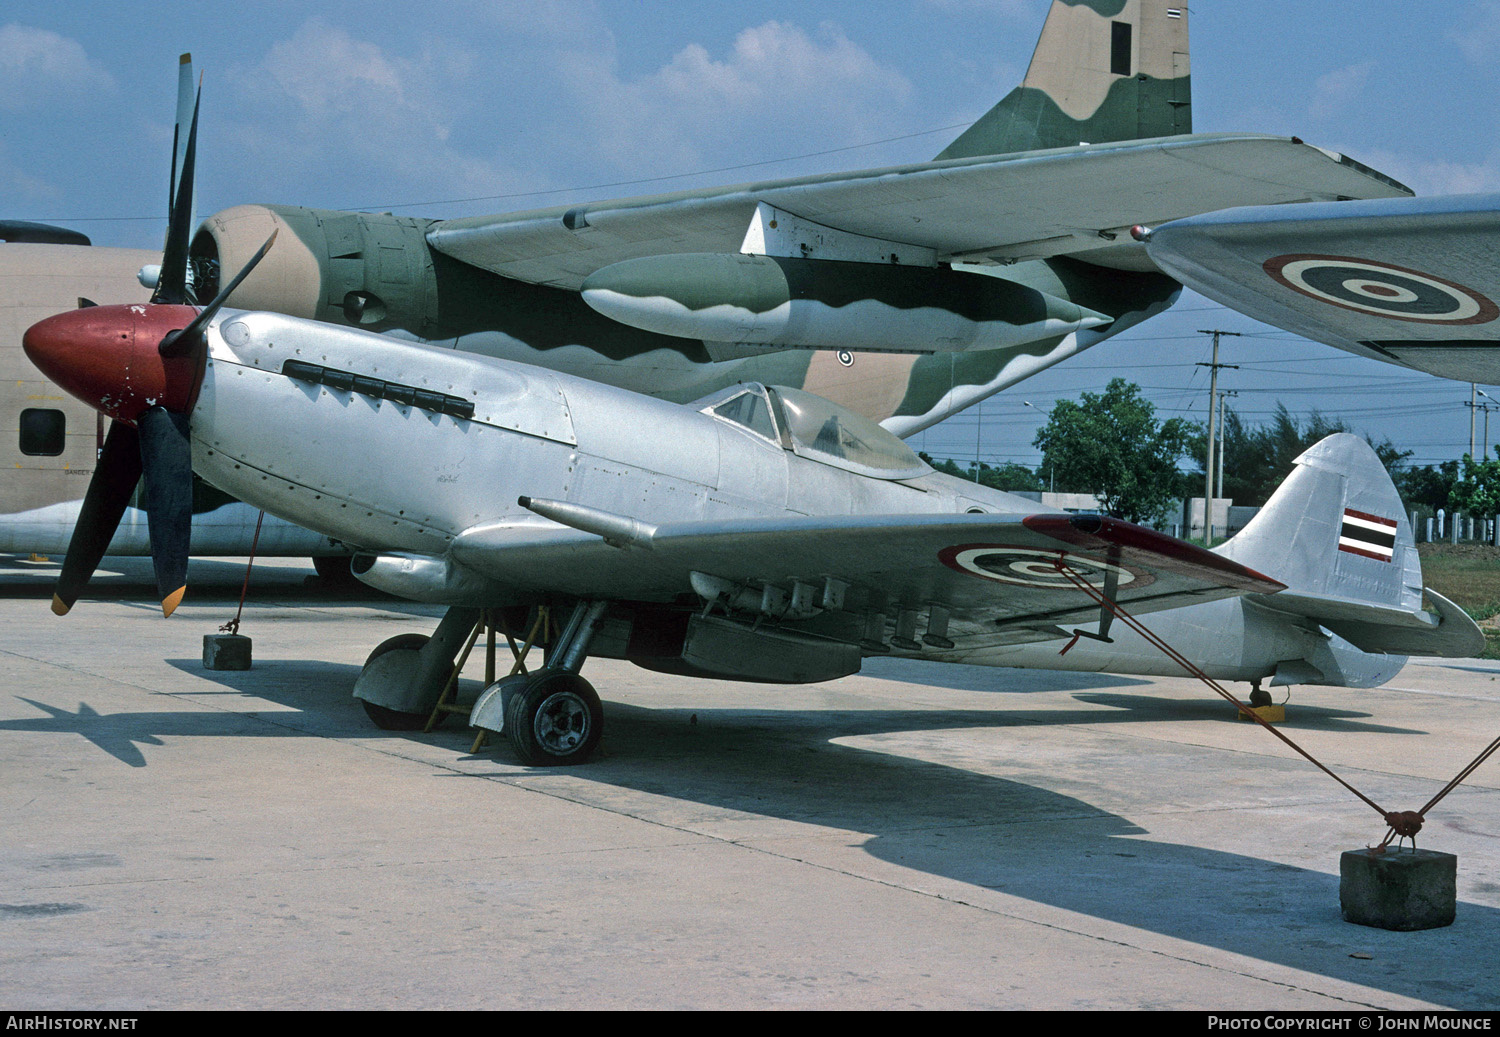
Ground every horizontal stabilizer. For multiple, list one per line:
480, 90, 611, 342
1252, 587, 1484, 658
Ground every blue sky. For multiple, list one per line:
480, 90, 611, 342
6, 0, 1500, 471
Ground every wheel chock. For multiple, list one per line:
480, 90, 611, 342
1237, 704, 1285, 723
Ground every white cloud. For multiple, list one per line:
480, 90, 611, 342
558, 20, 915, 174
0, 24, 115, 113
1452, 1, 1500, 65
1308, 61, 1373, 121
222, 19, 515, 205
1353, 148, 1500, 196
209, 13, 921, 215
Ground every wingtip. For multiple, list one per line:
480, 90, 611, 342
51, 594, 72, 617
162, 586, 186, 618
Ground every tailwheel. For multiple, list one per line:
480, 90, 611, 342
506, 670, 603, 766
1248, 682, 1273, 709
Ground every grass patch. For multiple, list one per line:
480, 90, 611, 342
1418, 543, 1500, 621
1418, 543, 1500, 658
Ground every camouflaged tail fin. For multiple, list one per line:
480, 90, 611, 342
937, 0, 1190, 160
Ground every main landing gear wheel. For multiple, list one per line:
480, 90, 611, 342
359, 633, 437, 731
505, 670, 603, 766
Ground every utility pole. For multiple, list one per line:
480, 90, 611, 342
1465, 387, 1496, 460
1197, 330, 1241, 545
973, 399, 982, 483
1217, 388, 1238, 505
1471, 383, 1477, 459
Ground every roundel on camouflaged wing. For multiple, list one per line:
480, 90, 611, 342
1263, 254, 1500, 325
937, 544, 1155, 590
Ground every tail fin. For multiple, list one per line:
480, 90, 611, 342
1218, 434, 1482, 659
937, 0, 1191, 160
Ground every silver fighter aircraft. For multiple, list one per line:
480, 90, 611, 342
23, 249, 1481, 765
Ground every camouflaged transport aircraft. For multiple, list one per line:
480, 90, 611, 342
195, 0, 1407, 432
5, 0, 1411, 566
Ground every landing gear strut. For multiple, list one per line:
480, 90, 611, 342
352, 606, 481, 726
1248, 679, 1273, 709
471, 601, 610, 766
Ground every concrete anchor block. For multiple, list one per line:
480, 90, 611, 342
1340, 848, 1456, 930
203, 633, 252, 671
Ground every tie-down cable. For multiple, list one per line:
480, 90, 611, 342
1051, 557, 1499, 851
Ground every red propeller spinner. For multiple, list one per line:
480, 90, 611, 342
23, 303, 207, 424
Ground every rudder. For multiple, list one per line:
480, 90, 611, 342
1218, 433, 1421, 613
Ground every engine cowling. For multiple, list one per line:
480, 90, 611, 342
191, 204, 441, 334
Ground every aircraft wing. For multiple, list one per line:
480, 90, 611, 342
1143, 193, 1500, 382
426, 134, 1409, 290
450, 509, 1284, 646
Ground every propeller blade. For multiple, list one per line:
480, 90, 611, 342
171, 54, 195, 219
152, 80, 200, 306
160, 228, 277, 357
53, 421, 143, 616
137, 407, 193, 617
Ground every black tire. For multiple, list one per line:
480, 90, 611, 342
1248, 686, 1273, 708
506, 671, 603, 766
361, 699, 432, 731
362, 633, 430, 670
312, 554, 350, 582
358, 633, 439, 731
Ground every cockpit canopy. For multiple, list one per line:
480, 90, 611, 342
695, 383, 931, 481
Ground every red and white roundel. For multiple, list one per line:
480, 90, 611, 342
1263, 254, 1499, 325
937, 544, 1152, 590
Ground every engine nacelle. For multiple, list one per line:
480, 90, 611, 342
192, 205, 441, 334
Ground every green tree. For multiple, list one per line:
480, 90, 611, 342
1449, 449, 1500, 516
1192, 403, 1413, 506
918, 453, 1045, 492
1399, 459, 1461, 511
1032, 378, 1194, 524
